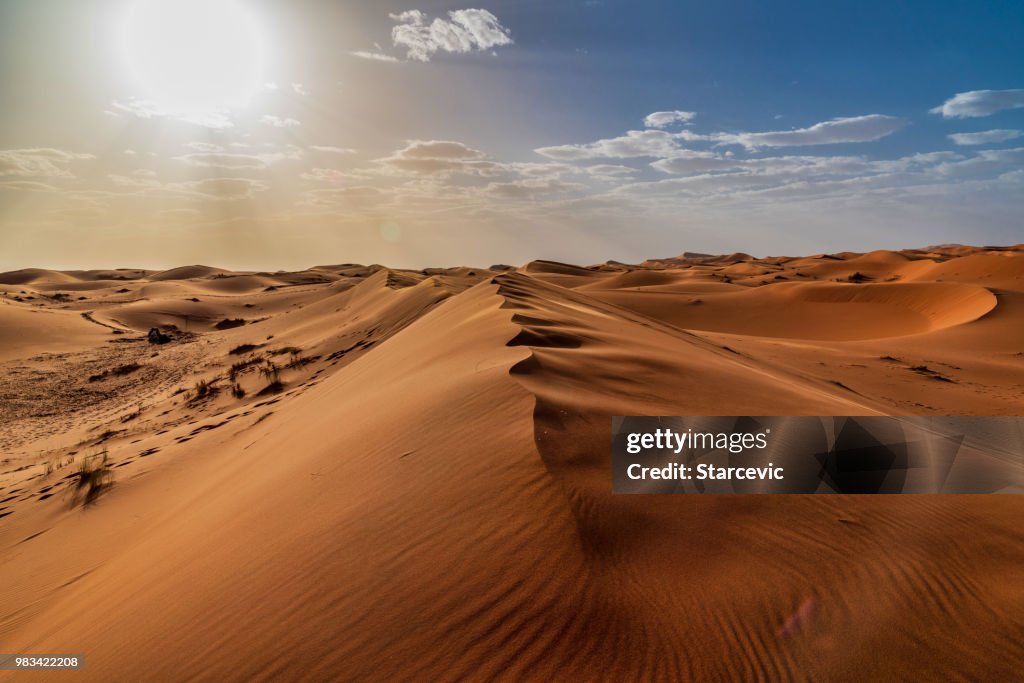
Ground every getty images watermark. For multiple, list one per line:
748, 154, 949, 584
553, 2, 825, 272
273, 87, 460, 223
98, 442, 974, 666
612, 416, 1024, 494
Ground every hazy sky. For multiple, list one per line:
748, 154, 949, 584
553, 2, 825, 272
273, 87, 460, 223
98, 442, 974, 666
1, 0, 1022, 270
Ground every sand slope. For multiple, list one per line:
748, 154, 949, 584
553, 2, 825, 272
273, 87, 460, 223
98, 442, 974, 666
0, 245, 1022, 680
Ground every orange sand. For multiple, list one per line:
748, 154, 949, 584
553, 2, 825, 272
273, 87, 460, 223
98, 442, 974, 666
1, 245, 1022, 680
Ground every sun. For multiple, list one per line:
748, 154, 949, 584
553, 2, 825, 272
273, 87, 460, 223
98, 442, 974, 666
120, 0, 266, 118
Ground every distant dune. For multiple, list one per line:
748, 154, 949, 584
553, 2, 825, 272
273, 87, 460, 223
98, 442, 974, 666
1, 245, 1022, 680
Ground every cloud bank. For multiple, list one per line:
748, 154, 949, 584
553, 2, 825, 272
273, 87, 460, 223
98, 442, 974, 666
931, 90, 1024, 118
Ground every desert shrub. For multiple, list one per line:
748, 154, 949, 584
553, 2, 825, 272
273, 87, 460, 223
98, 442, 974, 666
257, 360, 284, 395
229, 357, 261, 380
76, 451, 112, 504
259, 360, 280, 383
194, 379, 210, 398
232, 383, 246, 399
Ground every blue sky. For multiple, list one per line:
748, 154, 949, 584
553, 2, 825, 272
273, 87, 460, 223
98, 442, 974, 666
0, 0, 1021, 269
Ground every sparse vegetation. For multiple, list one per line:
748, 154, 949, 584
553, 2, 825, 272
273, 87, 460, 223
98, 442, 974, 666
286, 352, 311, 369
75, 450, 112, 505
215, 318, 247, 330
257, 360, 284, 395
229, 343, 260, 355
229, 357, 261, 380
232, 383, 246, 399
88, 362, 142, 382
259, 360, 280, 383
186, 377, 221, 404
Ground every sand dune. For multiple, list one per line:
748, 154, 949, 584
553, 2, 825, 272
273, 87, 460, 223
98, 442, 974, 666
0, 303, 111, 361
0, 267, 83, 286
0, 245, 1022, 680
592, 280, 998, 340
148, 264, 231, 281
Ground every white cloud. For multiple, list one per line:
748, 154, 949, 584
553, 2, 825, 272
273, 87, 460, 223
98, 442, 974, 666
536, 129, 683, 160
390, 9, 513, 62
934, 147, 1024, 178
175, 148, 303, 169
351, 50, 400, 63
109, 98, 234, 129
948, 129, 1024, 146
505, 162, 575, 178
261, 115, 302, 128
0, 181, 58, 193
613, 172, 784, 198
714, 115, 907, 149
291, 83, 309, 96
644, 111, 696, 128
536, 115, 905, 161
582, 164, 640, 178
394, 140, 485, 159
650, 149, 736, 174
377, 140, 501, 176
309, 146, 356, 155
931, 90, 1024, 118
185, 142, 224, 153
175, 153, 268, 169
0, 148, 94, 178
614, 147, 1018, 201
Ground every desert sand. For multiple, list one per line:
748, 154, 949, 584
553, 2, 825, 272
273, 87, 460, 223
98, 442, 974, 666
1, 245, 1022, 680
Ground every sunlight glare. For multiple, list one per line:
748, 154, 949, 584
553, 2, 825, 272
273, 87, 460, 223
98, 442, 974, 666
121, 0, 265, 119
